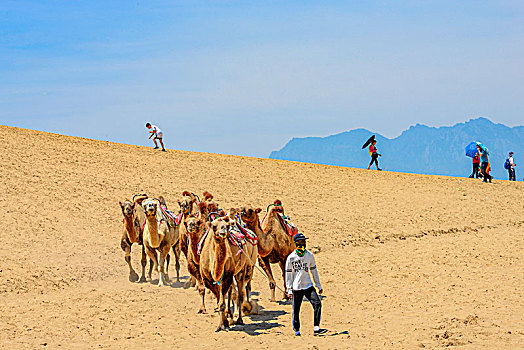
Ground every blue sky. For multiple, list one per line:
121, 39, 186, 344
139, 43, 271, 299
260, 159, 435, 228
1, 1, 523, 156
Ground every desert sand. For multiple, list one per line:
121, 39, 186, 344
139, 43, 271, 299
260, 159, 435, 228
0, 125, 523, 349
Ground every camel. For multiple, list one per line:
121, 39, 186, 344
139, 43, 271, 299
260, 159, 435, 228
240, 200, 295, 301
142, 197, 180, 286
199, 215, 248, 331
119, 194, 149, 282
227, 209, 259, 315
178, 191, 200, 259
183, 213, 208, 313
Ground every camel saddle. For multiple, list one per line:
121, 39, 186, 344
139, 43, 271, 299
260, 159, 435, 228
278, 214, 298, 237
236, 222, 258, 245
159, 205, 178, 227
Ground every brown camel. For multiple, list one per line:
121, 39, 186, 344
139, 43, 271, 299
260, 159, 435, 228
240, 200, 295, 301
183, 213, 208, 313
142, 198, 180, 286
199, 215, 248, 331
178, 191, 200, 259
119, 194, 149, 282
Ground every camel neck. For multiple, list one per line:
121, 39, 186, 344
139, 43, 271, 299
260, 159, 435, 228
124, 216, 139, 243
211, 238, 227, 282
189, 230, 202, 264
146, 215, 161, 247
246, 217, 272, 256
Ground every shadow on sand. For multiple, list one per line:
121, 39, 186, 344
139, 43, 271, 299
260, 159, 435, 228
229, 310, 287, 336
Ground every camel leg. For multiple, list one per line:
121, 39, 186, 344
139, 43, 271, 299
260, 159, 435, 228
139, 243, 147, 283
188, 260, 206, 313
242, 266, 254, 314
173, 242, 181, 283
157, 248, 167, 287
148, 258, 154, 280
145, 246, 158, 282
259, 256, 277, 302
216, 274, 233, 332
279, 260, 289, 300
121, 239, 139, 282
165, 252, 170, 283
234, 272, 245, 325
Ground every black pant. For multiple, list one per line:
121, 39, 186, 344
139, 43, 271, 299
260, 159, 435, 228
292, 286, 321, 332
481, 162, 492, 182
509, 168, 516, 181
369, 153, 379, 167
470, 163, 479, 178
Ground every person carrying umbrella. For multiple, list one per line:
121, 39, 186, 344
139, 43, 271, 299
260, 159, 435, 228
477, 144, 492, 183
367, 140, 382, 171
469, 153, 480, 178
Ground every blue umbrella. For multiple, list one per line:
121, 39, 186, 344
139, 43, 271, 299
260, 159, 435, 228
465, 141, 489, 158
465, 142, 478, 158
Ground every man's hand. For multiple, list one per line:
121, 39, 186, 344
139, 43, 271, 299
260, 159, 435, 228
318, 289, 323, 295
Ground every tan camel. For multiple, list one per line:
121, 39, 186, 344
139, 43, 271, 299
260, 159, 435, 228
240, 200, 295, 301
119, 194, 149, 282
183, 214, 208, 313
227, 209, 259, 315
142, 198, 180, 286
199, 215, 248, 331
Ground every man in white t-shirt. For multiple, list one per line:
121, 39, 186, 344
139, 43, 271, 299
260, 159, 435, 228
286, 233, 327, 336
508, 151, 516, 181
146, 123, 165, 151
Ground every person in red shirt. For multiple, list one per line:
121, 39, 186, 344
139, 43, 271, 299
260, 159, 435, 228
469, 153, 480, 178
367, 140, 382, 170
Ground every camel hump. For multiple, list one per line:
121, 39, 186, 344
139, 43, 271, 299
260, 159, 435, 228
182, 191, 191, 197
203, 191, 214, 200
198, 201, 207, 212
274, 199, 282, 206
158, 196, 167, 207
133, 194, 148, 205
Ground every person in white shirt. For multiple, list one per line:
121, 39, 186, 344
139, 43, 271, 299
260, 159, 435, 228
508, 151, 516, 181
285, 233, 327, 336
145, 123, 166, 151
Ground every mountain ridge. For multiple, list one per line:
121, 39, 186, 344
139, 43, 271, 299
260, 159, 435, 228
269, 118, 524, 179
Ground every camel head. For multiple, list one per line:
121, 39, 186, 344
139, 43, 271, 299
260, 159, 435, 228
142, 199, 158, 218
239, 206, 262, 224
178, 197, 193, 214
119, 200, 134, 217
210, 216, 230, 240
184, 214, 202, 234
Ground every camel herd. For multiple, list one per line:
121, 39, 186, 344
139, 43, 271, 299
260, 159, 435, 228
119, 191, 298, 331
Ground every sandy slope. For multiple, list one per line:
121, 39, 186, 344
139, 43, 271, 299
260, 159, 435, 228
0, 125, 522, 349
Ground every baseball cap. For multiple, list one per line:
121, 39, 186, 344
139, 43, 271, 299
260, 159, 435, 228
293, 233, 308, 242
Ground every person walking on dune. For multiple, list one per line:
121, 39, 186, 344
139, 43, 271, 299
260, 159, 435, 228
367, 140, 382, 171
506, 151, 516, 181
477, 144, 492, 183
146, 123, 166, 151
469, 152, 480, 178
286, 233, 327, 337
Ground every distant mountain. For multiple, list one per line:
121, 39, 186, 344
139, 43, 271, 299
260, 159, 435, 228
269, 118, 524, 179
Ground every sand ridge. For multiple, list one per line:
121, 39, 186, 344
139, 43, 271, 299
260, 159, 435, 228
0, 125, 523, 349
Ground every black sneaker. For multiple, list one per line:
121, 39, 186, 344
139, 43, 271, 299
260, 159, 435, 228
294, 331, 301, 336
162, 149, 166, 152
314, 328, 328, 336
154, 146, 159, 149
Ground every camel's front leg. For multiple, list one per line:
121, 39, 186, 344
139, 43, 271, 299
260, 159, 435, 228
216, 274, 233, 332
121, 238, 139, 282
164, 251, 171, 283
145, 246, 158, 282
259, 256, 277, 302
234, 272, 245, 325
173, 242, 181, 283
139, 243, 147, 283
157, 247, 170, 287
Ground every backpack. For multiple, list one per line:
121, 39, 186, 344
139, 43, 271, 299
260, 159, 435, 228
504, 158, 510, 170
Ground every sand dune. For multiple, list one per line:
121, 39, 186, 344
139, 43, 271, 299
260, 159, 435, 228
0, 125, 523, 349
